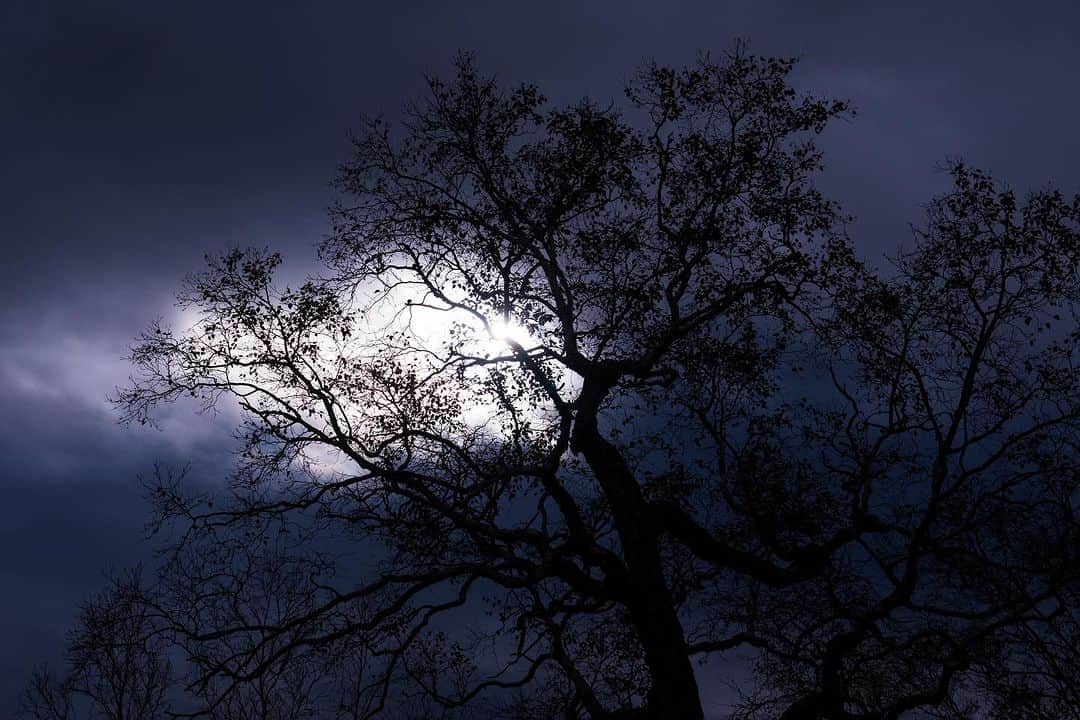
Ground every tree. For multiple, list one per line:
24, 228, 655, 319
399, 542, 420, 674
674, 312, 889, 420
18, 556, 337, 720
113, 48, 1080, 719
727, 164, 1080, 720
19, 570, 171, 720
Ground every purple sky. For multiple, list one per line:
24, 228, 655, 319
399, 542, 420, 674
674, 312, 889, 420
2, 1, 1080, 714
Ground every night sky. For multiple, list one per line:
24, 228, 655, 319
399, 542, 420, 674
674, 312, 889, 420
2, 1, 1080, 713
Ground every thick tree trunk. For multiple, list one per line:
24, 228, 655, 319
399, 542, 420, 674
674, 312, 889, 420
572, 383, 704, 720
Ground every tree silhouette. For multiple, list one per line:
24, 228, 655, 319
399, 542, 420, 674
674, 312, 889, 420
108, 48, 1080, 719
19, 570, 171, 720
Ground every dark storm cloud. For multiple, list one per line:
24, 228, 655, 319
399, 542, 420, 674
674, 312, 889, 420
0, 345, 238, 705
2, 0, 1079, 714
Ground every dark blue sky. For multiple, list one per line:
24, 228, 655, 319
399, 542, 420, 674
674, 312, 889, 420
2, 1, 1079, 714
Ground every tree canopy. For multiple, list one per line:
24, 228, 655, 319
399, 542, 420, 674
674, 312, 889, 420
31, 48, 1080, 720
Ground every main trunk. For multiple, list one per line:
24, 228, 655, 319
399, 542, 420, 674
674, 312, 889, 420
572, 390, 703, 720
